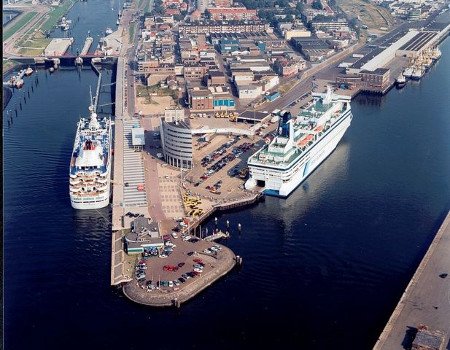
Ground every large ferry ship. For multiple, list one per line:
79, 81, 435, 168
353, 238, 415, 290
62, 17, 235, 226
245, 87, 352, 197
69, 94, 112, 209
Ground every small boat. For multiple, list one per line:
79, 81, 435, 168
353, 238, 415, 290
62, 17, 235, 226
431, 47, 441, 61
15, 78, 24, 88
105, 27, 113, 35
411, 66, 424, 80
403, 66, 414, 79
395, 73, 406, 88
116, 19, 120, 25
49, 67, 55, 73
25, 66, 33, 76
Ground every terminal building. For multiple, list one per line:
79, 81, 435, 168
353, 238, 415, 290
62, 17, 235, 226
160, 110, 194, 169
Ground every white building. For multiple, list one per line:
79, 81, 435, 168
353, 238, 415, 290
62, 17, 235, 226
236, 83, 263, 99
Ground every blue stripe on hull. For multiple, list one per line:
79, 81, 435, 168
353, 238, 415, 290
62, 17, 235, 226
264, 189, 283, 197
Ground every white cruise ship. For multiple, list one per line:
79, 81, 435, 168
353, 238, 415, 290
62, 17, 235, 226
69, 97, 112, 209
245, 87, 352, 197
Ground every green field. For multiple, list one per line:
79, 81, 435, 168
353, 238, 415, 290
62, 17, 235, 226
129, 23, 136, 42
3, 59, 20, 74
337, 0, 395, 30
3, 11, 38, 41
40, 0, 77, 32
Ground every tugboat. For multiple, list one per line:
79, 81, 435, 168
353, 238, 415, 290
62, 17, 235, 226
395, 73, 406, 89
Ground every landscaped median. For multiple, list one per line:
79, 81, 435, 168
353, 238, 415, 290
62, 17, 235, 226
3, 11, 37, 41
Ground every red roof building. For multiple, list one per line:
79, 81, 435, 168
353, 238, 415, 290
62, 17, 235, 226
206, 7, 258, 20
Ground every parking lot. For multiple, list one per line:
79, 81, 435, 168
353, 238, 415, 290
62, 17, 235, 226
132, 232, 227, 292
184, 134, 266, 200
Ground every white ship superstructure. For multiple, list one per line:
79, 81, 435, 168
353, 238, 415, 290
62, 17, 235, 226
69, 98, 112, 209
245, 87, 352, 197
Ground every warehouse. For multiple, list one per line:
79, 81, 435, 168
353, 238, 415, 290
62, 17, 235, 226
347, 30, 418, 74
396, 31, 439, 58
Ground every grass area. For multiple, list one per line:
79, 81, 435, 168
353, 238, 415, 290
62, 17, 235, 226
143, 0, 150, 13
278, 79, 297, 94
336, 0, 395, 31
3, 59, 20, 73
129, 23, 136, 42
3, 11, 38, 41
14, 21, 51, 55
136, 84, 178, 100
17, 47, 46, 56
40, 0, 77, 32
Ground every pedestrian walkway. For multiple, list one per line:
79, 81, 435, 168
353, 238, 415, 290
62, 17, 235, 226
123, 120, 147, 207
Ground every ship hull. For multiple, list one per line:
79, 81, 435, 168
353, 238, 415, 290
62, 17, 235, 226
69, 113, 112, 210
248, 109, 352, 198
395, 81, 406, 89
70, 191, 110, 209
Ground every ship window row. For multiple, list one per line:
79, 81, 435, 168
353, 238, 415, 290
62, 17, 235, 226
250, 113, 350, 172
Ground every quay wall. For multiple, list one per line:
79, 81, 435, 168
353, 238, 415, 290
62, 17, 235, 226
185, 192, 264, 235
373, 211, 450, 349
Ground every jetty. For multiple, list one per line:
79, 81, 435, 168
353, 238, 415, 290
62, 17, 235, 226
204, 231, 229, 242
374, 211, 450, 350
80, 36, 93, 56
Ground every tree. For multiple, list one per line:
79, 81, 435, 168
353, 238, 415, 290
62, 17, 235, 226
295, 2, 304, 13
312, 0, 323, 10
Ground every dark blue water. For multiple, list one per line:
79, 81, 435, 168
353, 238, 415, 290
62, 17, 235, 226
4, 2, 450, 348
49, 0, 120, 54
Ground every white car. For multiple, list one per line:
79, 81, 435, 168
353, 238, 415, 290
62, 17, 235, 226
171, 232, 178, 239
168, 281, 174, 287
159, 254, 168, 258
183, 235, 192, 241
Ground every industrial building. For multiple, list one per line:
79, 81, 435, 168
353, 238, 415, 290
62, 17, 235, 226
347, 30, 418, 74
396, 31, 439, 58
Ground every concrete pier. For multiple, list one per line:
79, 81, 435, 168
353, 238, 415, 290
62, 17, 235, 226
374, 211, 450, 349
80, 36, 93, 56
122, 243, 236, 307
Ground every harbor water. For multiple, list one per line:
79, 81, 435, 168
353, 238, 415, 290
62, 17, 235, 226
4, 1, 450, 348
